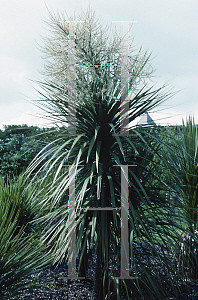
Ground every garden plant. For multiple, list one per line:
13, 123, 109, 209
1, 7, 198, 300
23, 8, 198, 299
0, 174, 52, 298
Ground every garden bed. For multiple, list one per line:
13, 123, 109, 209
6, 244, 198, 299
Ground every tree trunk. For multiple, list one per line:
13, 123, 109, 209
91, 238, 109, 300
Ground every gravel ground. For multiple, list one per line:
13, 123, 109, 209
5, 245, 198, 300
7, 266, 198, 300
7, 252, 117, 300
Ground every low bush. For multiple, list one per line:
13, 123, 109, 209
0, 174, 52, 298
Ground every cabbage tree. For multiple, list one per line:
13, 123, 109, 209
26, 8, 188, 299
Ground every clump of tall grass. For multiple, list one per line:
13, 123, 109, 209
0, 174, 52, 298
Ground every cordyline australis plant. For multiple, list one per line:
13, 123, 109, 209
26, 8, 190, 299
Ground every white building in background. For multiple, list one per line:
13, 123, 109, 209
137, 112, 156, 127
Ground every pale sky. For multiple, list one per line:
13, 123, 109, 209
0, 0, 198, 129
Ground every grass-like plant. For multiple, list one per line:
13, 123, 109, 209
0, 175, 52, 298
158, 117, 198, 280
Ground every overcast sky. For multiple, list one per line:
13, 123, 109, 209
0, 0, 198, 129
